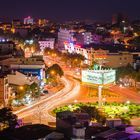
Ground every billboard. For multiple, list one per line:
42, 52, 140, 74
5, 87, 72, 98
103, 70, 116, 84
82, 70, 116, 85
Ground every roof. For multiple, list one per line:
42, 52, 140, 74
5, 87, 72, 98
45, 131, 64, 139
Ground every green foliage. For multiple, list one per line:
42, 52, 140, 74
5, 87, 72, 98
46, 64, 64, 77
61, 53, 85, 67
116, 65, 135, 80
15, 82, 40, 100
53, 102, 140, 125
44, 48, 61, 57
0, 107, 18, 130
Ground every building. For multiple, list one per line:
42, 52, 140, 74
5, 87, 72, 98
76, 32, 93, 45
106, 119, 122, 128
24, 16, 34, 25
0, 58, 45, 80
15, 28, 28, 37
38, 19, 48, 27
58, 28, 75, 48
105, 52, 133, 68
92, 34, 103, 44
64, 42, 109, 65
0, 23, 12, 31
12, 19, 21, 28
112, 13, 126, 25
0, 41, 15, 54
0, 75, 10, 107
7, 71, 35, 86
72, 125, 86, 140
39, 38, 55, 51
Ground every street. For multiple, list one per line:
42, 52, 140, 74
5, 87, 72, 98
14, 55, 140, 126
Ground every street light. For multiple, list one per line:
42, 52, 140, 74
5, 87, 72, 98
50, 70, 55, 75
74, 99, 78, 103
126, 100, 130, 104
19, 86, 24, 90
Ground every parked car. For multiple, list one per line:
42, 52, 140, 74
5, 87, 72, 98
43, 90, 48, 94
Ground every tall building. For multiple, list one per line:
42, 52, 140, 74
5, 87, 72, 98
24, 16, 34, 25
58, 28, 75, 48
76, 32, 93, 45
112, 13, 126, 25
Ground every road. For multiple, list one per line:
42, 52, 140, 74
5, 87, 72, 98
14, 75, 80, 125
14, 55, 140, 125
109, 85, 140, 103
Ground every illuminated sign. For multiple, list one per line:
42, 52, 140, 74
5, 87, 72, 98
103, 70, 116, 84
82, 70, 116, 85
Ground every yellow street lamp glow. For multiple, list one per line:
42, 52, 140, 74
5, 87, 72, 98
19, 86, 24, 90
48, 62, 51, 65
126, 100, 130, 104
50, 70, 55, 75
74, 99, 78, 103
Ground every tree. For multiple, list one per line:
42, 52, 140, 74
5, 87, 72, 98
46, 64, 64, 78
45, 64, 64, 86
30, 83, 40, 97
61, 53, 85, 67
116, 64, 134, 81
0, 107, 18, 130
75, 105, 106, 125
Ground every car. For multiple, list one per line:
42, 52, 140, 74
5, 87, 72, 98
43, 90, 48, 94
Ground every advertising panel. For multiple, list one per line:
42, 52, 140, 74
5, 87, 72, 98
82, 70, 116, 85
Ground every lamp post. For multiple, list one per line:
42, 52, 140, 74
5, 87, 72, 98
98, 85, 103, 108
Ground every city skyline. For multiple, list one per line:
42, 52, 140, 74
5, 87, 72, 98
0, 0, 140, 22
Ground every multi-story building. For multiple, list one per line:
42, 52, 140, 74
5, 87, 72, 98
58, 28, 75, 48
0, 58, 45, 80
105, 52, 133, 68
24, 16, 34, 25
0, 41, 15, 54
64, 42, 108, 65
38, 38, 55, 51
76, 32, 93, 45
64, 42, 133, 67
0, 75, 10, 107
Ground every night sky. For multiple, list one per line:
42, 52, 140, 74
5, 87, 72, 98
1, 0, 140, 22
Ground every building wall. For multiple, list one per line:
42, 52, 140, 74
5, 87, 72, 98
58, 28, 74, 48
24, 16, 34, 25
39, 38, 55, 50
0, 77, 9, 106
76, 32, 93, 45
0, 42, 14, 53
105, 52, 133, 68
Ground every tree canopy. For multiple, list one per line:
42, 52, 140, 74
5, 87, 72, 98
46, 64, 64, 78
0, 107, 18, 130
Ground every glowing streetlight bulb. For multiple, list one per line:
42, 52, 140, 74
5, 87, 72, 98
126, 100, 130, 104
19, 86, 24, 90
74, 99, 78, 103
50, 70, 55, 75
